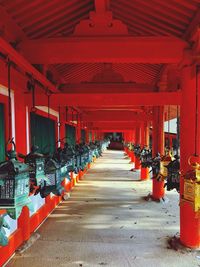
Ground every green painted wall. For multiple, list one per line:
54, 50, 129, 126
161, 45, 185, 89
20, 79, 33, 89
30, 113, 56, 154
65, 124, 76, 145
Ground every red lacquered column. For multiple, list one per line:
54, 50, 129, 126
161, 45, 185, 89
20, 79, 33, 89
152, 106, 165, 199
180, 65, 200, 248
135, 125, 141, 170
141, 122, 150, 180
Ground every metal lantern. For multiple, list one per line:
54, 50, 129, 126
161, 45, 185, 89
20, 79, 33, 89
151, 153, 161, 178
74, 144, 82, 172
40, 158, 65, 198
140, 147, 152, 168
160, 153, 172, 179
0, 149, 32, 219
62, 143, 77, 173
182, 156, 200, 212
24, 146, 47, 195
54, 147, 67, 178
133, 144, 141, 159
78, 143, 89, 171
165, 156, 180, 192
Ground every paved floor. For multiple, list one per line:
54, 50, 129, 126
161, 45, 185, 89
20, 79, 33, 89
7, 150, 200, 267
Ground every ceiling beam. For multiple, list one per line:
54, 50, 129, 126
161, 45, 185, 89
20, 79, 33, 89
83, 110, 152, 122
79, 107, 143, 111
60, 83, 156, 93
19, 36, 187, 64
91, 121, 140, 130
25, 91, 181, 107
0, 6, 27, 43
98, 129, 137, 132
95, 0, 108, 13
98, 130, 136, 133
0, 37, 58, 93
183, 8, 200, 41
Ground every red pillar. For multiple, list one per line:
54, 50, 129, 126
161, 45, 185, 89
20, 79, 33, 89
127, 129, 135, 162
123, 132, 128, 153
15, 91, 27, 154
141, 122, 150, 180
152, 107, 165, 200
180, 65, 200, 248
131, 129, 136, 162
130, 150, 135, 163
135, 124, 141, 170
126, 131, 131, 157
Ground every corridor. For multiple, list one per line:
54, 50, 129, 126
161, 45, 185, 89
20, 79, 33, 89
8, 151, 198, 267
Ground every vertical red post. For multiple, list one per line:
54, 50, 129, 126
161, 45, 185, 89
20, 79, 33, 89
135, 124, 141, 170
131, 150, 135, 163
123, 132, 128, 153
152, 107, 165, 200
130, 129, 136, 163
15, 92, 27, 154
141, 122, 150, 180
180, 65, 200, 248
126, 131, 131, 157
18, 206, 30, 242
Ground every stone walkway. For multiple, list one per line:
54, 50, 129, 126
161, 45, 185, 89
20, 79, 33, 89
7, 150, 200, 267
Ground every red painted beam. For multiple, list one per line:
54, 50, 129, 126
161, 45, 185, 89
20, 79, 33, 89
0, 6, 27, 43
95, 0, 107, 12
100, 129, 136, 132
83, 110, 152, 122
91, 121, 139, 130
183, 9, 200, 40
60, 83, 155, 93
0, 37, 58, 93
19, 36, 187, 64
96, 129, 136, 132
78, 106, 143, 111
25, 91, 182, 107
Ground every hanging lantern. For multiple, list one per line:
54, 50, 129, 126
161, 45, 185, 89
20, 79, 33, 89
40, 157, 65, 198
23, 145, 47, 195
182, 156, 200, 212
0, 140, 33, 219
160, 153, 173, 179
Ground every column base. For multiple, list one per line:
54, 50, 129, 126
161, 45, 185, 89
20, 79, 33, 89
135, 157, 141, 170
152, 179, 165, 200
140, 167, 149, 180
131, 152, 135, 163
180, 201, 200, 248
143, 193, 168, 203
